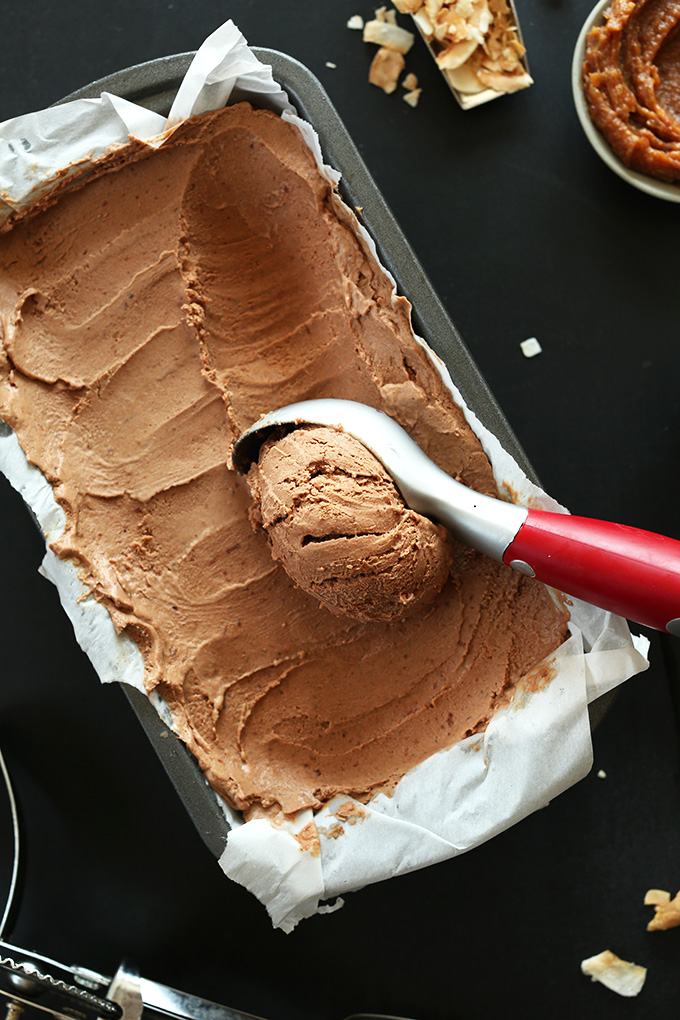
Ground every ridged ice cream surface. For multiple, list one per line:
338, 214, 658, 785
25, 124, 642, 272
0, 102, 568, 817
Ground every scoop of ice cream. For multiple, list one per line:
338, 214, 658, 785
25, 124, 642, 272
246, 425, 452, 621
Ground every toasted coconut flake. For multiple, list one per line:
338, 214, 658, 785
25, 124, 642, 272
392, 0, 423, 11
413, 8, 435, 35
369, 46, 406, 92
581, 951, 647, 997
457, 0, 476, 16
403, 87, 423, 106
374, 5, 398, 22
436, 9, 470, 43
436, 37, 479, 69
402, 71, 419, 89
423, 0, 442, 18
644, 889, 671, 906
469, 0, 493, 43
445, 61, 485, 93
363, 19, 416, 52
520, 337, 542, 358
476, 65, 533, 92
646, 889, 680, 931
347, 14, 365, 29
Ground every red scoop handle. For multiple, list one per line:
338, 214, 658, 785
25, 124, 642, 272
503, 509, 680, 633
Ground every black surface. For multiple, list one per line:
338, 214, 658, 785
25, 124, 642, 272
0, 2, 679, 1019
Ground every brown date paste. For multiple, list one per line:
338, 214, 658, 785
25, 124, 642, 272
583, 0, 680, 182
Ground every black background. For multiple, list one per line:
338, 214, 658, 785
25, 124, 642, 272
0, 2, 679, 1018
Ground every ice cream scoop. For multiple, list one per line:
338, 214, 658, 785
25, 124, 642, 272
245, 424, 453, 622
234, 398, 680, 634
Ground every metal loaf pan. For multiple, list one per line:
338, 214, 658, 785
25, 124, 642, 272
56, 49, 607, 859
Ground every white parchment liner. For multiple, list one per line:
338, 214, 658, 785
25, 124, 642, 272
0, 20, 649, 932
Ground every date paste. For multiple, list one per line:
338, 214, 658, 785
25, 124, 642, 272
583, 0, 680, 182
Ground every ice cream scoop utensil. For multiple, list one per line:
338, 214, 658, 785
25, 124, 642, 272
233, 399, 680, 634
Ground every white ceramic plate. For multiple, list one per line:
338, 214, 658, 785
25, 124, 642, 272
572, 0, 680, 202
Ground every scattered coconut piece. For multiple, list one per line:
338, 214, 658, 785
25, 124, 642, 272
375, 5, 399, 23
645, 888, 680, 931
369, 46, 406, 93
580, 950, 647, 997
392, 0, 423, 11
326, 61, 338, 69
347, 14, 365, 29
644, 889, 671, 906
360, 6, 422, 100
363, 19, 416, 53
520, 337, 542, 358
597, 768, 607, 779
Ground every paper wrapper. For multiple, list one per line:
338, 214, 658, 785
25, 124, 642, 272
0, 20, 649, 932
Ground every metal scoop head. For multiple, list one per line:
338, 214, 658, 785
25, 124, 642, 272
232, 398, 526, 562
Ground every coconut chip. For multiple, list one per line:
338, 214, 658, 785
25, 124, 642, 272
363, 18, 416, 53
369, 46, 406, 93
645, 888, 680, 931
347, 14, 365, 29
436, 36, 479, 70
520, 337, 541, 358
393, 0, 532, 96
360, 6, 424, 102
375, 5, 399, 23
445, 60, 485, 93
580, 950, 647, 998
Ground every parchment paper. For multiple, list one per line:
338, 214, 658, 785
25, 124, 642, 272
0, 20, 649, 932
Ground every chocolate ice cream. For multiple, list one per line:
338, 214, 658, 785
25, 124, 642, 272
0, 102, 569, 816
247, 424, 453, 622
